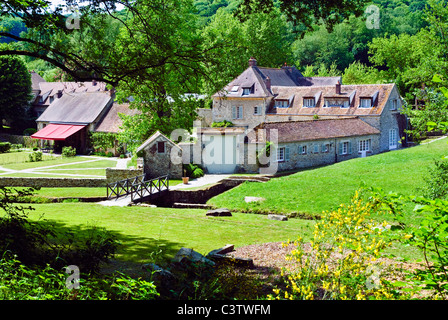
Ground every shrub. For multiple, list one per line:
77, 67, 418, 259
0, 254, 159, 300
269, 189, 402, 300
0, 187, 119, 273
0, 142, 11, 153
28, 151, 43, 162
62, 146, 76, 157
183, 163, 204, 179
23, 128, 37, 136
419, 159, 448, 200
211, 120, 234, 128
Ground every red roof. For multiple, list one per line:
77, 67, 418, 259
31, 124, 86, 140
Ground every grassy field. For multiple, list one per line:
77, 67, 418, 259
208, 138, 448, 223
28, 203, 315, 264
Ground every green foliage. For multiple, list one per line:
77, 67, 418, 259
372, 187, 448, 299
89, 132, 117, 154
0, 187, 119, 273
270, 189, 401, 300
418, 159, 448, 200
0, 56, 32, 128
183, 163, 204, 179
23, 128, 37, 136
62, 146, 76, 158
28, 151, 42, 162
0, 254, 159, 300
211, 120, 233, 128
256, 141, 273, 168
0, 142, 11, 153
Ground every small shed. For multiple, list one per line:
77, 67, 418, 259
136, 131, 183, 179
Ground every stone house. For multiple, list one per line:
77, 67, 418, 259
194, 57, 406, 174
31, 91, 137, 154
135, 131, 183, 179
30, 79, 108, 119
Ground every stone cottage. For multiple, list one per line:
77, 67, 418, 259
135, 131, 183, 179
194, 57, 406, 174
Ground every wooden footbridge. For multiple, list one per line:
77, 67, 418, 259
106, 174, 169, 203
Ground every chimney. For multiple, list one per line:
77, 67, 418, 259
335, 81, 341, 95
248, 57, 257, 67
57, 90, 63, 98
265, 76, 271, 90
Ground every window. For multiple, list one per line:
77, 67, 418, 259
242, 88, 251, 96
230, 85, 239, 93
358, 139, 371, 152
303, 98, 315, 108
298, 145, 307, 155
274, 100, 289, 108
157, 141, 165, 154
322, 144, 330, 153
360, 98, 372, 108
254, 105, 261, 115
339, 141, 351, 155
389, 129, 398, 149
390, 99, 398, 111
232, 106, 243, 119
277, 147, 290, 162
313, 144, 319, 154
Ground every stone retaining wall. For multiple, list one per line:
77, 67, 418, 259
105, 168, 144, 183
0, 177, 106, 188
149, 178, 245, 207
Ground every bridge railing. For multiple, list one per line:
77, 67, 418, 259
131, 175, 169, 202
106, 174, 146, 200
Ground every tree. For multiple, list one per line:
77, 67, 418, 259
0, 56, 32, 130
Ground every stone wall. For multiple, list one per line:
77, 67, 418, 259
149, 178, 244, 207
236, 134, 380, 173
106, 168, 144, 183
140, 135, 183, 179
0, 177, 106, 188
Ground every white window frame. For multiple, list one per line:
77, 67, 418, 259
242, 88, 251, 96
341, 141, 350, 155
390, 99, 398, 111
322, 143, 330, 153
303, 98, 315, 108
389, 128, 398, 149
277, 147, 285, 162
232, 106, 243, 119
299, 145, 307, 155
359, 98, 372, 108
358, 139, 371, 152
274, 100, 289, 108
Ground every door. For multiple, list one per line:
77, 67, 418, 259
202, 134, 238, 174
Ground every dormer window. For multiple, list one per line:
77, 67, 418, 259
324, 98, 349, 108
242, 88, 251, 96
303, 98, 315, 108
274, 100, 289, 108
359, 98, 372, 108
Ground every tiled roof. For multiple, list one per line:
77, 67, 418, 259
247, 118, 380, 144
36, 92, 113, 124
213, 66, 273, 98
94, 103, 140, 133
34, 81, 107, 106
268, 83, 395, 117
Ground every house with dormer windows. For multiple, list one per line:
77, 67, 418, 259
193, 57, 407, 174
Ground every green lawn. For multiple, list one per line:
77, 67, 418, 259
28, 203, 315, 264
0, 150, 55, 165
208, 138, 448, 222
